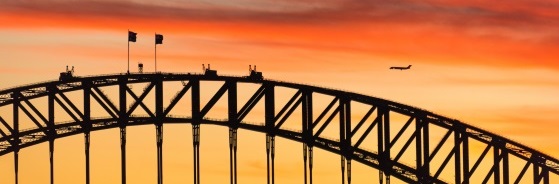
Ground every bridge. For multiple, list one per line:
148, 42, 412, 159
0, 72, 557, 184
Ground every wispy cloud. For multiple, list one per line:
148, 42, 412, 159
1, 0, 558, 70
2, 0, 558, 28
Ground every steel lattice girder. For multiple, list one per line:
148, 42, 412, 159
0, 73, 556, 184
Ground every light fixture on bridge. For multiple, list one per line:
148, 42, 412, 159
138, 62, 143, 73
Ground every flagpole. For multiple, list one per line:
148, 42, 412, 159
128, 29, 130, 74
155, 32, 157, 73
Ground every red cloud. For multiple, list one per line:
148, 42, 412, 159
1, 0, 558, 69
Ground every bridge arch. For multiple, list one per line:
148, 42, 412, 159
0, 73, 557, 184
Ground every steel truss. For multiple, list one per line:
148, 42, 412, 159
0, 73, 557, 184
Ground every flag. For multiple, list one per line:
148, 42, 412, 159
128, 31, 137, 42
155, 34, 163, 44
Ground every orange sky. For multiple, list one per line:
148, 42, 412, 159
1, 0, 559, 183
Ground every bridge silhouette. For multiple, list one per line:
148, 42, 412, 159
0, 72, 557, 184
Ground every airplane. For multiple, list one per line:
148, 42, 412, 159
390, 65, 412, 70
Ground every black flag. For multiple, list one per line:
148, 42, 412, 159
155, 34, 163, 44
128, 31, 137, 42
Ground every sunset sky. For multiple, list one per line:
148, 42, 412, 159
1, 0, 559, 183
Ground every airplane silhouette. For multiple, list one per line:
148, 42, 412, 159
390, 65, 412, 70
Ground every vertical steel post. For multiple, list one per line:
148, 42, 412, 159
494, 144, 501, 184
423, 116, 430, 177
309, 146, 313, 184
415, 115, 422, 179
156, 121, 163, 184
302, 90, 309, 184
543, 169, 549, 184
84, 81, 91, 184
49, 139, 54, 184
462, 126, 469, 184
119, 77, 127, 184
229, 129, 234, 184
415, 112, 430, 182
228, 81, 238, 184
13, 92, 19, 184
454, 125, 461, 184
155, 78, 164, 184
234, 129, 238, 184
339, 98, 346, 184
191, 79, 201, 184
192, 125, 200, 184
377, 105, 391, 183
264, 84, 275, 184
119, 127, 126, 184
228, 128, 237, 184
303, 144, 308, 184
14, 146, 18, 184
48, 86, 55, 184
378, 104, 384, 184
383, 106, 390, 184
347, 160, 352, 184
265, 135, 276, 184
341, 156, 346, 184
266, 135, 271, 184
345, 99, 352, 184
533, 160, 540, 184
307, 92, 313, 184
271, 136, 275, 184
503, 150, 509, 184
84, 132, 90, 184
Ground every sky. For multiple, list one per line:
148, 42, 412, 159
0, 0, 559, 183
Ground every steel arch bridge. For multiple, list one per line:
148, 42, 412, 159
0, 73, 557, 184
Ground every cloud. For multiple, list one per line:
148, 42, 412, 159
1, 0, 558, 70
2, 0, 558, 27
